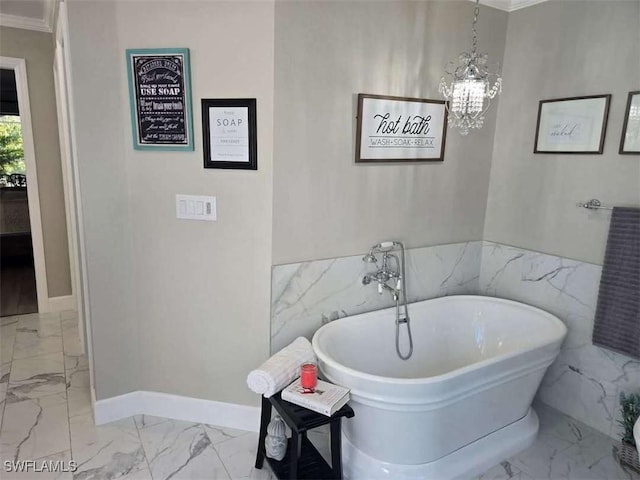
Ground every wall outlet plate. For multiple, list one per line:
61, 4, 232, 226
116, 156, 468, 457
176, 194, 216, 221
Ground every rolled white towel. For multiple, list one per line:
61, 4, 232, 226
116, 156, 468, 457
247, 337, 316, 397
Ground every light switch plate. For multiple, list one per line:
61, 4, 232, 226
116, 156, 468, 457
176, 195, 216, 221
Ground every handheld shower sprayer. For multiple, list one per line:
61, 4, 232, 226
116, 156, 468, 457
361, 240, 413, 360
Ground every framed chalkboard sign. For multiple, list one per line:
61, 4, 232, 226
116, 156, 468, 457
126, 48, 194, 151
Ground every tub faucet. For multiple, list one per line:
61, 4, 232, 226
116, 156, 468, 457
362, 241, 414, 360
362, 242, 402, 300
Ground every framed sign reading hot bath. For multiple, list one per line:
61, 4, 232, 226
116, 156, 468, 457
126, 48, 194, 151
355, 94, 448, 163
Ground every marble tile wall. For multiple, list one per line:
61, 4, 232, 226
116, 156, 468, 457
271, 240, 639, 441
270, 241, 482, 353
480, 242, 639, 439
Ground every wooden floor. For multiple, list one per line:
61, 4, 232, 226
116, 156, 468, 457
0, 263, 37, 316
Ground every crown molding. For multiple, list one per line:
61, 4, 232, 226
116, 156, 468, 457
476, 0, 548, 12
44, 0, 58, 32
0, 0, 58, 34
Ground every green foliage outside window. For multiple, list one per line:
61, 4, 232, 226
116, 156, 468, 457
0, 115, 25, 175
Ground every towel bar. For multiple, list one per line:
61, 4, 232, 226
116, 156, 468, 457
576, 199, 613, 211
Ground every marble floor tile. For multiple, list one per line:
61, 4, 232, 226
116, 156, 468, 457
508, 439, 604, 479
2, 450, 74, 480
0, 392, 70, 462
133, 414, 170, 430
1, 321, 17, 364
213, 432, 273, 479
61, 317, 79, 340
534, 401, 599, 452
13, 318, 63, 360
1, 316, 20, 326
62, 337, 83, 358
70, 414, 150, 480
203, 424, 251, 445
16, 314, 62, 334
1, 360, 10, 388
61, 316, 83, 358
65, 355, 91, 419
477, 460, 530, 479
138, 418, 230, 480
0, 381, 6, 427
8, 352, 65, 401
0, 362, 9, 428
562, 435, 640, 480
61, 310, 78, 321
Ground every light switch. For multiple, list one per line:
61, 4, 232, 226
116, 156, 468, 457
176, 195, 216, 221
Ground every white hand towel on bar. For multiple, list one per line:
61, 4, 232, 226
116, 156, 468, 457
247, 337, 316, 397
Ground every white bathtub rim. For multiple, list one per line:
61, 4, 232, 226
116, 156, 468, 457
312, 295, 567, 387
324, 356, 555, 411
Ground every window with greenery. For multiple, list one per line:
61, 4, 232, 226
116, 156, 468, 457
0, 115, 25, 175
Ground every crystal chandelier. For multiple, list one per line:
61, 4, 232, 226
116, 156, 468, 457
439, 0, 502, 135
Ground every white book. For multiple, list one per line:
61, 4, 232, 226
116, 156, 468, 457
281, 378, 350, 416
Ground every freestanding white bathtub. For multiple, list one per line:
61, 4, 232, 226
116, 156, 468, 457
312, 295, 567, 479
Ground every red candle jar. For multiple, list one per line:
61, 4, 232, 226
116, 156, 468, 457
300, 363, 318, 391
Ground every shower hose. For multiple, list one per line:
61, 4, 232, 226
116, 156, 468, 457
395, 242, 413, 360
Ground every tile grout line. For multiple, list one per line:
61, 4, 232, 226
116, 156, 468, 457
205, 425, 235, 480
133, 415, 156, 479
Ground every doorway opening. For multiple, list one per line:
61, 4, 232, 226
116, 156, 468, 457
0, 68, 37, 316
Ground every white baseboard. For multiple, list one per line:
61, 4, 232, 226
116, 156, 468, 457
94, 390, 261, 432
48, 295, 76, 312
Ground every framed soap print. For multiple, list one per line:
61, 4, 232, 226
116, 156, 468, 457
355, 94, 448, 163
202, 98, 257, 170
126, 48, 194, 150
620, 91, 640, 154
534, 94, 611, 154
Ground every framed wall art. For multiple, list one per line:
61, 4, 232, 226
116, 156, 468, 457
202, 98, 257, 170
534, 94, 611, 154
620, 91, 640, 154
126, 48, 194, 150
355, 94, 448, 163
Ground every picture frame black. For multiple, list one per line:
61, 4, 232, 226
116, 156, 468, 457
202, 98, 257, 170
619, 91, 640, 155
533, 94, 611, 154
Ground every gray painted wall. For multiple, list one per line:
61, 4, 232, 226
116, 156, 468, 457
272, 1, 508, 265
484, 0, 640, 265
66, 0, 273, 404
0, 26, 72, 298
64, 0, 639, 407
66, 1, 140, 398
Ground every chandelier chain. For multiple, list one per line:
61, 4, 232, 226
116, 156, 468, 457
472, 0, 480, 54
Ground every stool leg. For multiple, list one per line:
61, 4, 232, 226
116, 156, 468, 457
289, 431, 301, 480
330, 420, 343, 479
255, 396, 272, 469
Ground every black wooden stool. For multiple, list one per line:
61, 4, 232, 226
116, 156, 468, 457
254, 391, 355, 480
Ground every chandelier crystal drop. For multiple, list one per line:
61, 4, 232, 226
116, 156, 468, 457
439, 0, 502, 135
